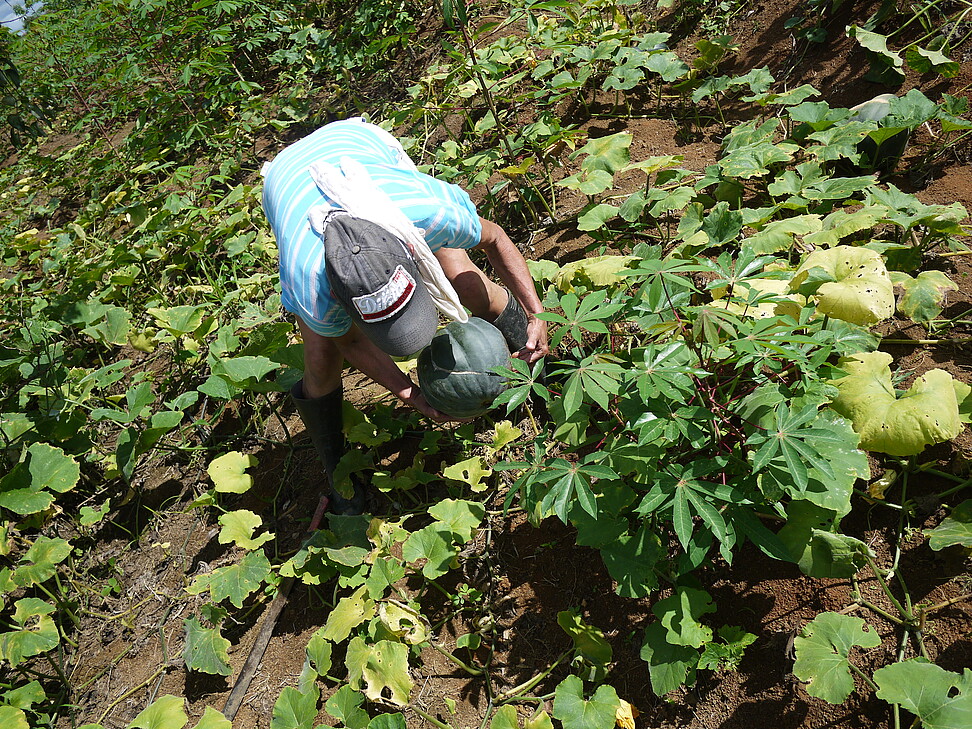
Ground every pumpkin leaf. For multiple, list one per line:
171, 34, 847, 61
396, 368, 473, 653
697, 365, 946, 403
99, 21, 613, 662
127, 695, 188, 729
183, 617, 232, 676
793, 612, 881, 703
217, 509, 274, 550
428, 498, 485, 543
552, 674, 620, 729
891, 270, 958, 324
345, 637, 412, 706
270, 685, 319, 729
928, 500, 972, 551
830, 351, 962, 455
790, 246, 893, 325
321, 586, 375, 642
874, 659, 972, 729
442, 456, 492, 492
192, 707, 232, 729
207, 451, 258, 493
0, 599, 59, 667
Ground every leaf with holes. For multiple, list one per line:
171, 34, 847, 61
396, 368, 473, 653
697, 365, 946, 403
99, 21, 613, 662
345, 637, 412, 706
793, 612, 881, 703
0, 599, 59, 667
874, 659, 972, 729
829, 351, 963, 455
790, 246, 893, 326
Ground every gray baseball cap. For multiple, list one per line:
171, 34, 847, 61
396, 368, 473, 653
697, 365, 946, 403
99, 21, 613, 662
324, 215, 438, 357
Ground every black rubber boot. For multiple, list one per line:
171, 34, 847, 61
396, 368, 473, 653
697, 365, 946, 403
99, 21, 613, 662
290, 381, 367, 516
491, 288, 529, 352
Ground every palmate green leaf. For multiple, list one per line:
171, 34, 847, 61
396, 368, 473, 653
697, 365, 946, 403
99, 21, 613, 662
207, 451, 257, 493
321, 586, 375, 642
346, 637, 412, 706
0, 598, 59, 667
428, 498, 485, 543
188, 550, 272, 608
325, 685, 369, 729
211, 355, 279, 385
645, 50, 689, 81
183, 616, 232, 676
697, 625, 757, 671
639, 621, 698, 695
368, 714, 406, 729
928, 500, 972, 551
306, 628, 333, 677
807, 122, 870, 163
128, 695, 188, 729
653, 587, 716, 648
790, 246, 893, 326
561, 354, 625, 413
490, 705, 520, 729
402, 524, 458, 579
555, 169, 614, 196
720, 141, 798, 179
557, 609, 612, 666
874, 659, 972, 729
891, 270, 958, 324
82, 304, 131, 347
552, 675, 620, 729
830, 351, 963, 456
270, 685, 319, 729
599, 524, 664, 598
13, 536, 71, 588
804, 208, 882, 248
848, 26, 904, 80
217, 509, 274, 550
2, 679, 45, 709
793, 612, 881, 703
0, 442, 80, 515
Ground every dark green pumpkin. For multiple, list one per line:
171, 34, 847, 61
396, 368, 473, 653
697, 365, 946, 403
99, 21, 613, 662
417, 317, 511, 418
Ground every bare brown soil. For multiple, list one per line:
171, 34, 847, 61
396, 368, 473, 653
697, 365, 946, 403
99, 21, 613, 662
57, 2, 972, 728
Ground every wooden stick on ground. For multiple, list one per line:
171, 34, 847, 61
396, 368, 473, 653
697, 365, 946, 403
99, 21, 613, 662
222, 489, 331, 720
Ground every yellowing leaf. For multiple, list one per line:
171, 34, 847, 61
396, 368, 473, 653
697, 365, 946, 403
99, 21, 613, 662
830, 351, 963, 455
321, 586, 375, 642
615, 699, 639, 729
346, 637, 412, 706
443, 456, 492, 492
207, 451, 258, 493
868, 470, 898, 500
791, 246, 893, 325
378, 600, 430, 645
217, 510, 274, 550
491, 421, 523, 454
555, 255, 636, 291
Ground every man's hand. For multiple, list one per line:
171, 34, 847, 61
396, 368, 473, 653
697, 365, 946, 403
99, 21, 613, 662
406, 388, 474, 424
512, 314, 549, 364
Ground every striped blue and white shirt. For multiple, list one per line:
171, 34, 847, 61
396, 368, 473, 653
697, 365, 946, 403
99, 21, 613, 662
262, 118, 483, 336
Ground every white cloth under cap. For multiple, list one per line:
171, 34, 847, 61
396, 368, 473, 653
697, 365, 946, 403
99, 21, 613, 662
306, 156, 469, 323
